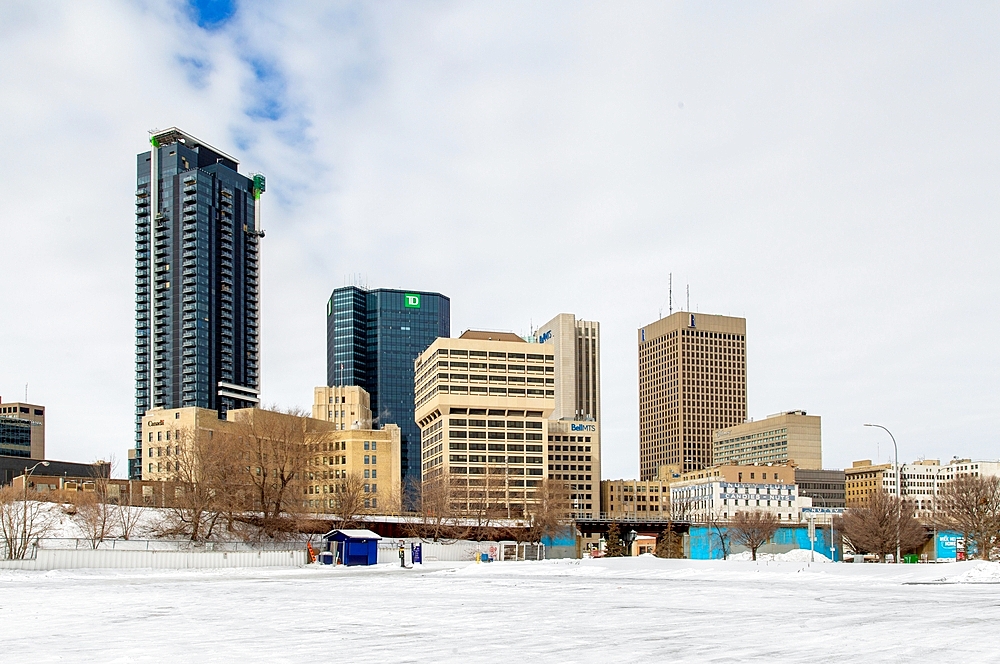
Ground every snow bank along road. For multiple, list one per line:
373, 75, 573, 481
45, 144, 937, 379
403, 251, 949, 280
2, 556, 998, 663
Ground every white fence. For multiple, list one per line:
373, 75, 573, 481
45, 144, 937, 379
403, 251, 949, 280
27, 538, 311, 552
374, 539, 545, 564
0, 548, 307, 570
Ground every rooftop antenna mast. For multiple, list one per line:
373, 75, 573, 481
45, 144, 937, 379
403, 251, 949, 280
686, 284, 690, 312
669, 273, 673, 315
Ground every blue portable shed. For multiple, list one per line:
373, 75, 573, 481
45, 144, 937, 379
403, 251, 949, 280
324, 529, 382, 566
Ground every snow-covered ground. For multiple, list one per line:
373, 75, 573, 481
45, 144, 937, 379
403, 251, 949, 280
2, 556, 999, 663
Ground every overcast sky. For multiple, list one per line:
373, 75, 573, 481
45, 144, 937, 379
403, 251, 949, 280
2, 1, 999, 479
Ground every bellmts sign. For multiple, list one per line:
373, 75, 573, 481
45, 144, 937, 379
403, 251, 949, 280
404, 293, 421, 308
571, 424, 596, 432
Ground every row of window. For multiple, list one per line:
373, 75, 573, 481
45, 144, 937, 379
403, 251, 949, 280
449, 431, 544, 441
447, 443, 543, 452
449, 466, 544, 475
448, 418, 543, 429
449, 455, 544, 464
0, 406, 41, 416
435, 349, 553, 361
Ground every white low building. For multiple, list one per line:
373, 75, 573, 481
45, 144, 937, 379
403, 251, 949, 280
882, 458, 1000, 518
670, 478, 809, 523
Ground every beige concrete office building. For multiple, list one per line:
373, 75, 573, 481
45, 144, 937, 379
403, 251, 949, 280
0, 400, 45, 459
536, 313, 602, 518
713, 410, 822, 469
312, 385, 373, 430
547, 419, 599, 517
844, 460, 893, 509
141, 405, 400, 514
414, 331, 555, 517
537, 313, 600, 422
602, 478, 672, 518
638, 312, 747, 478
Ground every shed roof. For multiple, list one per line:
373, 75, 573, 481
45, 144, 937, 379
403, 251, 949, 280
323, 529, 382, 540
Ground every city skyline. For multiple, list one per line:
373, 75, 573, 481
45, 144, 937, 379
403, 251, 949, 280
3, 3, 1000, 479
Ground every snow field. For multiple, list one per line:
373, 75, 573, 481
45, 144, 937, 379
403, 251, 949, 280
2, 557, 999, 663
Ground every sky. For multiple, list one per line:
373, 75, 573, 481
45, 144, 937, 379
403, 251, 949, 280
1, 1, 999, 480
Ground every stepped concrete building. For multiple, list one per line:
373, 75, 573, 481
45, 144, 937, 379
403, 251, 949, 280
414, 331, 555, 517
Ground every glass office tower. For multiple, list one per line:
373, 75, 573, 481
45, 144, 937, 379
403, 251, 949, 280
326, 287, 450, 501
131, 128, 264, 479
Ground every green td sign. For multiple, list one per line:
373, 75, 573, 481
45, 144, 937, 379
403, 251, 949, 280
404, 293, 421, 309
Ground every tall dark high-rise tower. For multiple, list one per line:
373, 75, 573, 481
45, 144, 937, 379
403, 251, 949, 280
130, 128, 264, 479
326, 287, 450, 500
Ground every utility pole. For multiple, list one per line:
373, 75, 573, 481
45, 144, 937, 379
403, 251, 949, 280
865, 424, 900, 563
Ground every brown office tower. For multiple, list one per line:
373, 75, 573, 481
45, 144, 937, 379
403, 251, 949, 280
637, 312, 747, 479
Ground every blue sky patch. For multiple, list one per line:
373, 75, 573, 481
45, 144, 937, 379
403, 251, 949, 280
177, 56, 212, 88
244, 57, 286, 122
188, 0, 236, 30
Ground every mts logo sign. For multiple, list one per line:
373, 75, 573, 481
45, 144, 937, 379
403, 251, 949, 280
404, 293, 421, 308
571, 424, 596, 432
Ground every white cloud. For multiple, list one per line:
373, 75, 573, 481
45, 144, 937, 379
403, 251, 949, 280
2, 1, 998, 478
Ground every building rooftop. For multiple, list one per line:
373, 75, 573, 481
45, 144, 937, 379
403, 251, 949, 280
458, 330, 526, 342
150, 127, 239, 165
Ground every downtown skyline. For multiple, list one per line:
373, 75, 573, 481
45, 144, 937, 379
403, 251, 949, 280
2, 2, 1000, 478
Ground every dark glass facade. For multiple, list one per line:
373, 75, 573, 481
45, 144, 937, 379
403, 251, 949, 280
131, 129, 262, 479
327, 287, 449, 501
0, 417, 32, 458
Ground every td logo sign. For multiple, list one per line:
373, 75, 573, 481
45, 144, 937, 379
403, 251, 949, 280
404, 293, 421, 308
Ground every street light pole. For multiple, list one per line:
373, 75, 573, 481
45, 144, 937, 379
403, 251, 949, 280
21, 460, 50, 556
864, 424, 900, 564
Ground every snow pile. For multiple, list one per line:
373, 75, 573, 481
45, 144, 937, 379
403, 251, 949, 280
30, 501, 169, 540
727, 549, 831, 563
944, 561, 1000, 583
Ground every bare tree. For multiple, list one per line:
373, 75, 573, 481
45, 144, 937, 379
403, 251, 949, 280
75, 457, 119, 548
0, 485, 52, 559
840, 490, 926, 561
75, 494, 116, 549
410, 477, 462, 542
160, 427, 241, 541
706, 515, 732, 560
330, 472, 368, 529
729, 510, 779, 560
936, 474, 1000, 560
524, 479, 571, 545
115, 485, 144, 541
232, 407, 311, 527
459, 470, 510, 542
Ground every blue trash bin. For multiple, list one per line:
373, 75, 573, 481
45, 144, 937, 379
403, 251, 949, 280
319, 552, 334, 565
